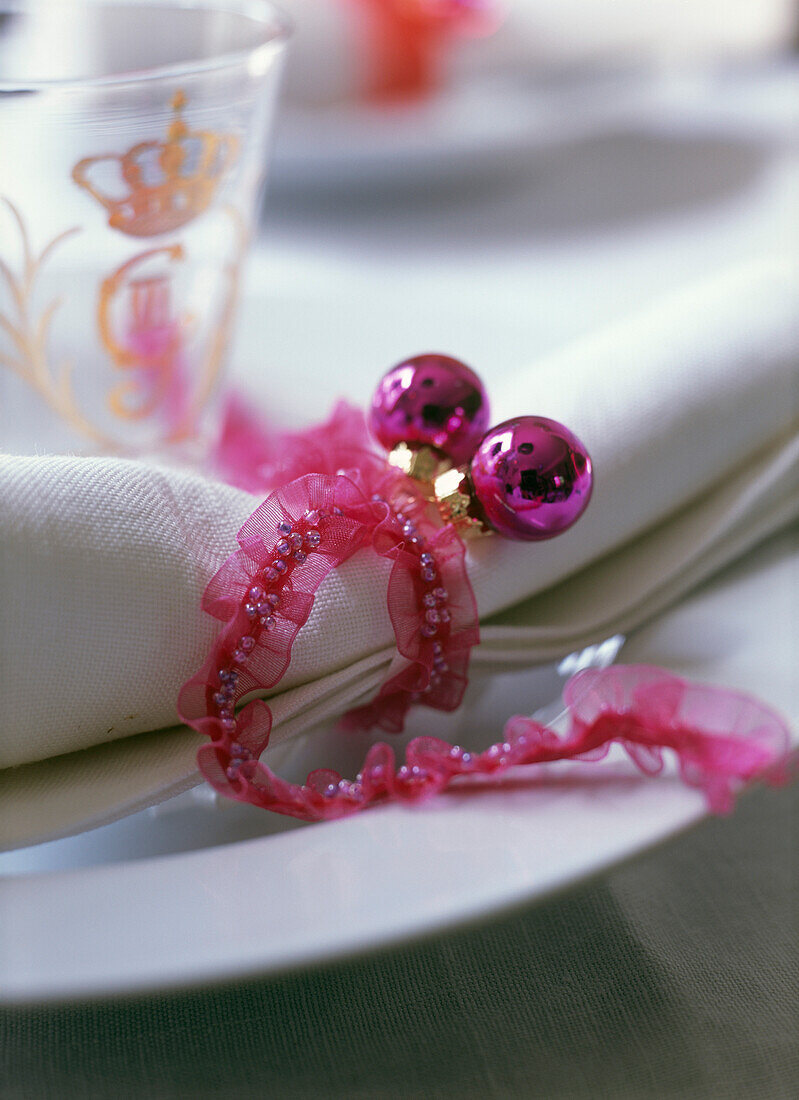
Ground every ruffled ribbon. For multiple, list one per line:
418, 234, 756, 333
178, 402, 792, 821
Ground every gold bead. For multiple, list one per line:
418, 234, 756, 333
433, 469, 489, 534
388, 443, 450, 487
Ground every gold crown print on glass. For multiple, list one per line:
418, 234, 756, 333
72, 91, 240, 239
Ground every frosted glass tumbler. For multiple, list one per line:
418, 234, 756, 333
0, 0, 288, 456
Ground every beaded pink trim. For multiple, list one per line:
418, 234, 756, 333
211, 398, 479, 732
178, 468, 481, 800
181, 606, 789, 821
179, 395, 792, 822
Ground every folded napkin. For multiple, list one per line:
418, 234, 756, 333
1, 256, 796, 848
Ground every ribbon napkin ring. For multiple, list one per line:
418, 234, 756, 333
178, 354, 787, 822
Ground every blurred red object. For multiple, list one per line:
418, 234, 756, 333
353, 0, 502, 101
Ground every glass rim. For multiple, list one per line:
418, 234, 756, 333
0, 0, 291, 93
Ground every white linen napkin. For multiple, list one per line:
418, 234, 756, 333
1, 256, 796, 847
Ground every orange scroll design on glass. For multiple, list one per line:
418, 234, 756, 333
72, 90, 240, 238
0, 198, 113, 447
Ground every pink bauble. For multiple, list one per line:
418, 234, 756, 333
470, 416, 593, 540
369, 353, 490, 466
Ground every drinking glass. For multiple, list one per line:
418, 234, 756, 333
0, 0, 289, 457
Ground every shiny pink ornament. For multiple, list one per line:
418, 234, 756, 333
369, 353, 490, 466
470, 416, 593, 540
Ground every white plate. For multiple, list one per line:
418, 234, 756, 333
271, 70, 644, 191
1, 641, 714, 1006
0, 749, 709, 1003
270, 64, 799, 192
0, 642, 712, 1005
0, 527, 795, 1004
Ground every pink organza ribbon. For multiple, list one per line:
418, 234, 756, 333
178, 398, 792, 822
210, 399, 480, 731
178, 467, 479, 785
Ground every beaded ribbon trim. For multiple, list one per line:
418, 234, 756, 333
178, 469, 790, 822
210, 398, 481, 734
178, 468, 481, 810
